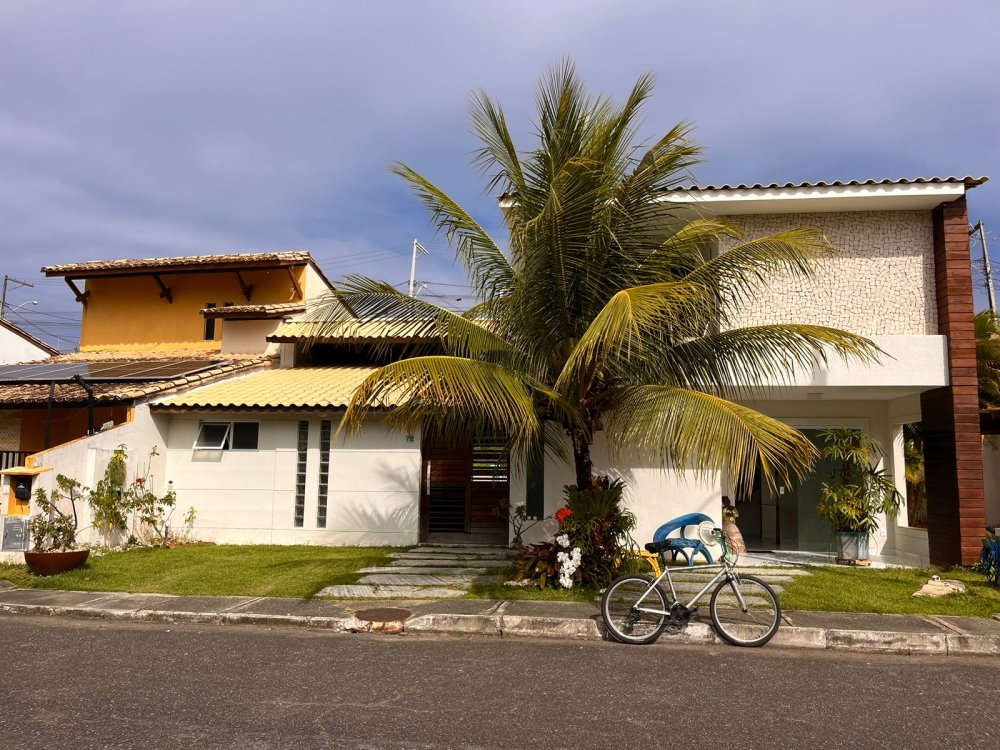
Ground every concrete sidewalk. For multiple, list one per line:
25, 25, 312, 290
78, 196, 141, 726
1, 587, 998, 656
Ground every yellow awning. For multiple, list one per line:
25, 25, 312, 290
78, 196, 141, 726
0, 466, 52, 476
152, 367, 401, 410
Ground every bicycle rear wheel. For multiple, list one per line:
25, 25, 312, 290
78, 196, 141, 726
601, 576, 668, 645
709, 574, 781, 647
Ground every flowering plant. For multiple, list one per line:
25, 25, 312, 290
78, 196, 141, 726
86, 445, 181, 546
558, 476, 636, 587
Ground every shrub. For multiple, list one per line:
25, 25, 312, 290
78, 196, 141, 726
558, 476, 636, 588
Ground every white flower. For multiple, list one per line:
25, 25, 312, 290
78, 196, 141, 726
555, 534, 570, 548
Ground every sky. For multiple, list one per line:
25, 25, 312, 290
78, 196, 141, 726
1, 0, 998, 350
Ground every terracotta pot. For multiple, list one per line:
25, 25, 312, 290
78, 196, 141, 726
24, 549, 90, 576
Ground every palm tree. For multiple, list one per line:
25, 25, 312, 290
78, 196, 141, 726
975, 309, 1000, 409
316, 61, 880, 492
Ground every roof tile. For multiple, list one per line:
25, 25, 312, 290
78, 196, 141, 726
153, 366, 396, 410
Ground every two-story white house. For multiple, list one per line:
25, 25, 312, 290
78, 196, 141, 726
19, 177, 987, 569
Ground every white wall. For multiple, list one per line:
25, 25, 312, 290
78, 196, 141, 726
985, 436, 1000, 531
22, 404, 170, 546
220, 319, 281, 355
0, 324, 52, 364
511, 431, 722, 550
304, 264, 331, 300
164, 413, 420, 546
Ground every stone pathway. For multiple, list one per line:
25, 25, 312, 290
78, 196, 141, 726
318, 545, 517, 599
318, 545, 809, 601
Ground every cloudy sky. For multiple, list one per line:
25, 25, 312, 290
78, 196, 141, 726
1, 1, 998, 349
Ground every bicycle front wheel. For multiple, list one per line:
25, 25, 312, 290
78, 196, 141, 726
601, 575, 668, 645
710, 574, 781, 647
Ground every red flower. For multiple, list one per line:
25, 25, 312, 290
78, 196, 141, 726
135, 477, 144, 485
555, 507, 573, 524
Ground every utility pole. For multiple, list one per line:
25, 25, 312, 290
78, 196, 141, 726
0, 275, 35, 319
408, 239, 430, 297
972, 221, 997, 315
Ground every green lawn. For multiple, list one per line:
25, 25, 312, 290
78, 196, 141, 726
780, 566, 1000, 619
470, 562, 1000, 617
0, 545, 402, 599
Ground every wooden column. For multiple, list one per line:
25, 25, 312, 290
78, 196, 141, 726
921, 195, 986, 566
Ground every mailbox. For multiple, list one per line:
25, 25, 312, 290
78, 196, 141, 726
1, 466, 51, 516
13, 476, 32, 501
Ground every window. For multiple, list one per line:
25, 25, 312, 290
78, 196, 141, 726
471, 436, 509, 485
204, 303, 217, 340
295, 420, 308, 527
194, 421, 259, 450
317, 420, 331, 528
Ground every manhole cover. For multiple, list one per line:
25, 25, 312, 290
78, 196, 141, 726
355, 607, 411, 623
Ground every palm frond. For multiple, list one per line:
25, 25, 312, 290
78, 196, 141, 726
555, 280, 710, 392
649, 324, 883, 397
976, 309, 1000, 407
392, 163, 514, 299
339, 355, 552, 456
605, 385, 818, 491
687, 227, 832, 316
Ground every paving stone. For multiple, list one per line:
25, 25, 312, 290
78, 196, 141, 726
666, 578, 790, 591
85, 594, 178, 611
783, 610, 944, 633
932, 616, 1000, 637
230, 598, 350, 618
658, 581, 784, 596
359, 566, 494, 575
318, 585, 466, 599
412, 546, 516, 557
0, 589, 115, 607
667, 567, 810, 576
138, 596, 256, 614
389, 555, 512, 567
359, 574, 473, 587
407, 599, 503, 616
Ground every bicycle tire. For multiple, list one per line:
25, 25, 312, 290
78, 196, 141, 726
709, 573, 781, 647
601, 575, 669, 645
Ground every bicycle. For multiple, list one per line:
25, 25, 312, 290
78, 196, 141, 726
601, 522, 781, 647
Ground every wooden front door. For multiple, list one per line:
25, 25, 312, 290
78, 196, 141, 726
421, 435, 509, 544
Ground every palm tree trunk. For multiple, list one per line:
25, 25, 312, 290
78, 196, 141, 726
571, 430, 593, 489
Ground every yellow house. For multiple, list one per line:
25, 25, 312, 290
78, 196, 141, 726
42, 251, 333, 353
0, 252, 332, 473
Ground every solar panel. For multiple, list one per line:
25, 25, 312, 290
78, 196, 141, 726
0, 359, 224, 383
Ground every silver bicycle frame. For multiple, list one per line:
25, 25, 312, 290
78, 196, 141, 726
633, 557, 749, 615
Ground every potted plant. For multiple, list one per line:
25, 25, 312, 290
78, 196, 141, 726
721, 495, 746, 556
815, 427, 903, 564
25, 474, 90, 575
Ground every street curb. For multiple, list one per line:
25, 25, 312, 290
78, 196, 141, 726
2, 602, 998, 656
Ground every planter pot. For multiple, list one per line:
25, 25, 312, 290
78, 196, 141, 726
834, 532, 869, 563
722, 520, 746, 556
24, 549, 90, 576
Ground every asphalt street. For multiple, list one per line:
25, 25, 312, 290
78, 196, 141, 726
1, 615, 996, 750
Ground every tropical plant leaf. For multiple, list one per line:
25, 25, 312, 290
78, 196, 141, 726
605, 385, 818, 491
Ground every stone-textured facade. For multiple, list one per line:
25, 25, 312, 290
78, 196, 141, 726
718, 211, 937, 336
